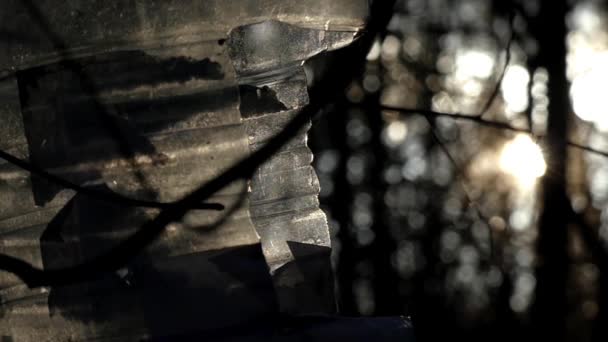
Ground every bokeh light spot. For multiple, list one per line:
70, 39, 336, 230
455, 50, 495, 80
501, 65, 530, 113
499, 134, 546, 189
571, 52, 608, 130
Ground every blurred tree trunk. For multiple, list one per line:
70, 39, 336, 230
365, 0, 402, 316
368, 75, 401, 315
531, 1, 571, 341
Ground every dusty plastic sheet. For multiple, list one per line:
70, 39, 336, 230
0, 0, 367, 340
1, 35, 273, 341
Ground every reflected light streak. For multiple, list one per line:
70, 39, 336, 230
499, 134, 546, 189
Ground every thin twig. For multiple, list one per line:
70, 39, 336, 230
0, 0, 397, 287
382, 105, 608, 158
476, 10, 516, 119
422, 116, 496, 259
0, 0, 222, 210
0, 149, 223, 211
0, 87, 318, 287
567, 141, 608, 159
15, 0, 163, 205
388, 106, 530, 133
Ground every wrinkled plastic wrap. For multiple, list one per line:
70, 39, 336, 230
0, 0, 367, 340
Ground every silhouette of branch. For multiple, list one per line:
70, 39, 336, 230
0, 0, 397, 287
186, 182, 249, 234
0, 149, 223, 211
387, 102, 608, 263
0, 88, 319, 287
476, 9, 515, 119
0, 0, 222, 210
381, 7, 515, 261
566, 141, 608, 159
13, 0, 172, 206
382, 105, 608, 158
18, 0, 147, 177
422, 115, 497, 259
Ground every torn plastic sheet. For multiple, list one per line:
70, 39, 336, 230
232, 20, 362, 314
0, 1, 368, 340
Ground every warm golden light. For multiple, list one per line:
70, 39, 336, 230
499, 135, 546, 189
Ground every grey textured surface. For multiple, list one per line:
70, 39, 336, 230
0, 1, 367, 340
232, 20, 360, 313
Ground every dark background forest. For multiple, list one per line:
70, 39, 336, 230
309, 0, 608, 341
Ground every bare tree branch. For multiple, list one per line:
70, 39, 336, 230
382, 105, 608, 158
422, 115, 497, 259
476, 10, 515, 119
3, 0, 188, 209
0, 0, 398, 287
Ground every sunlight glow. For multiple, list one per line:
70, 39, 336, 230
455, 50, 495, 81
501, 65, 530, 114
383, 120, 408, 147
499, 135, 546, 189
571, 3, 602, 34
570, 52, 608, 131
